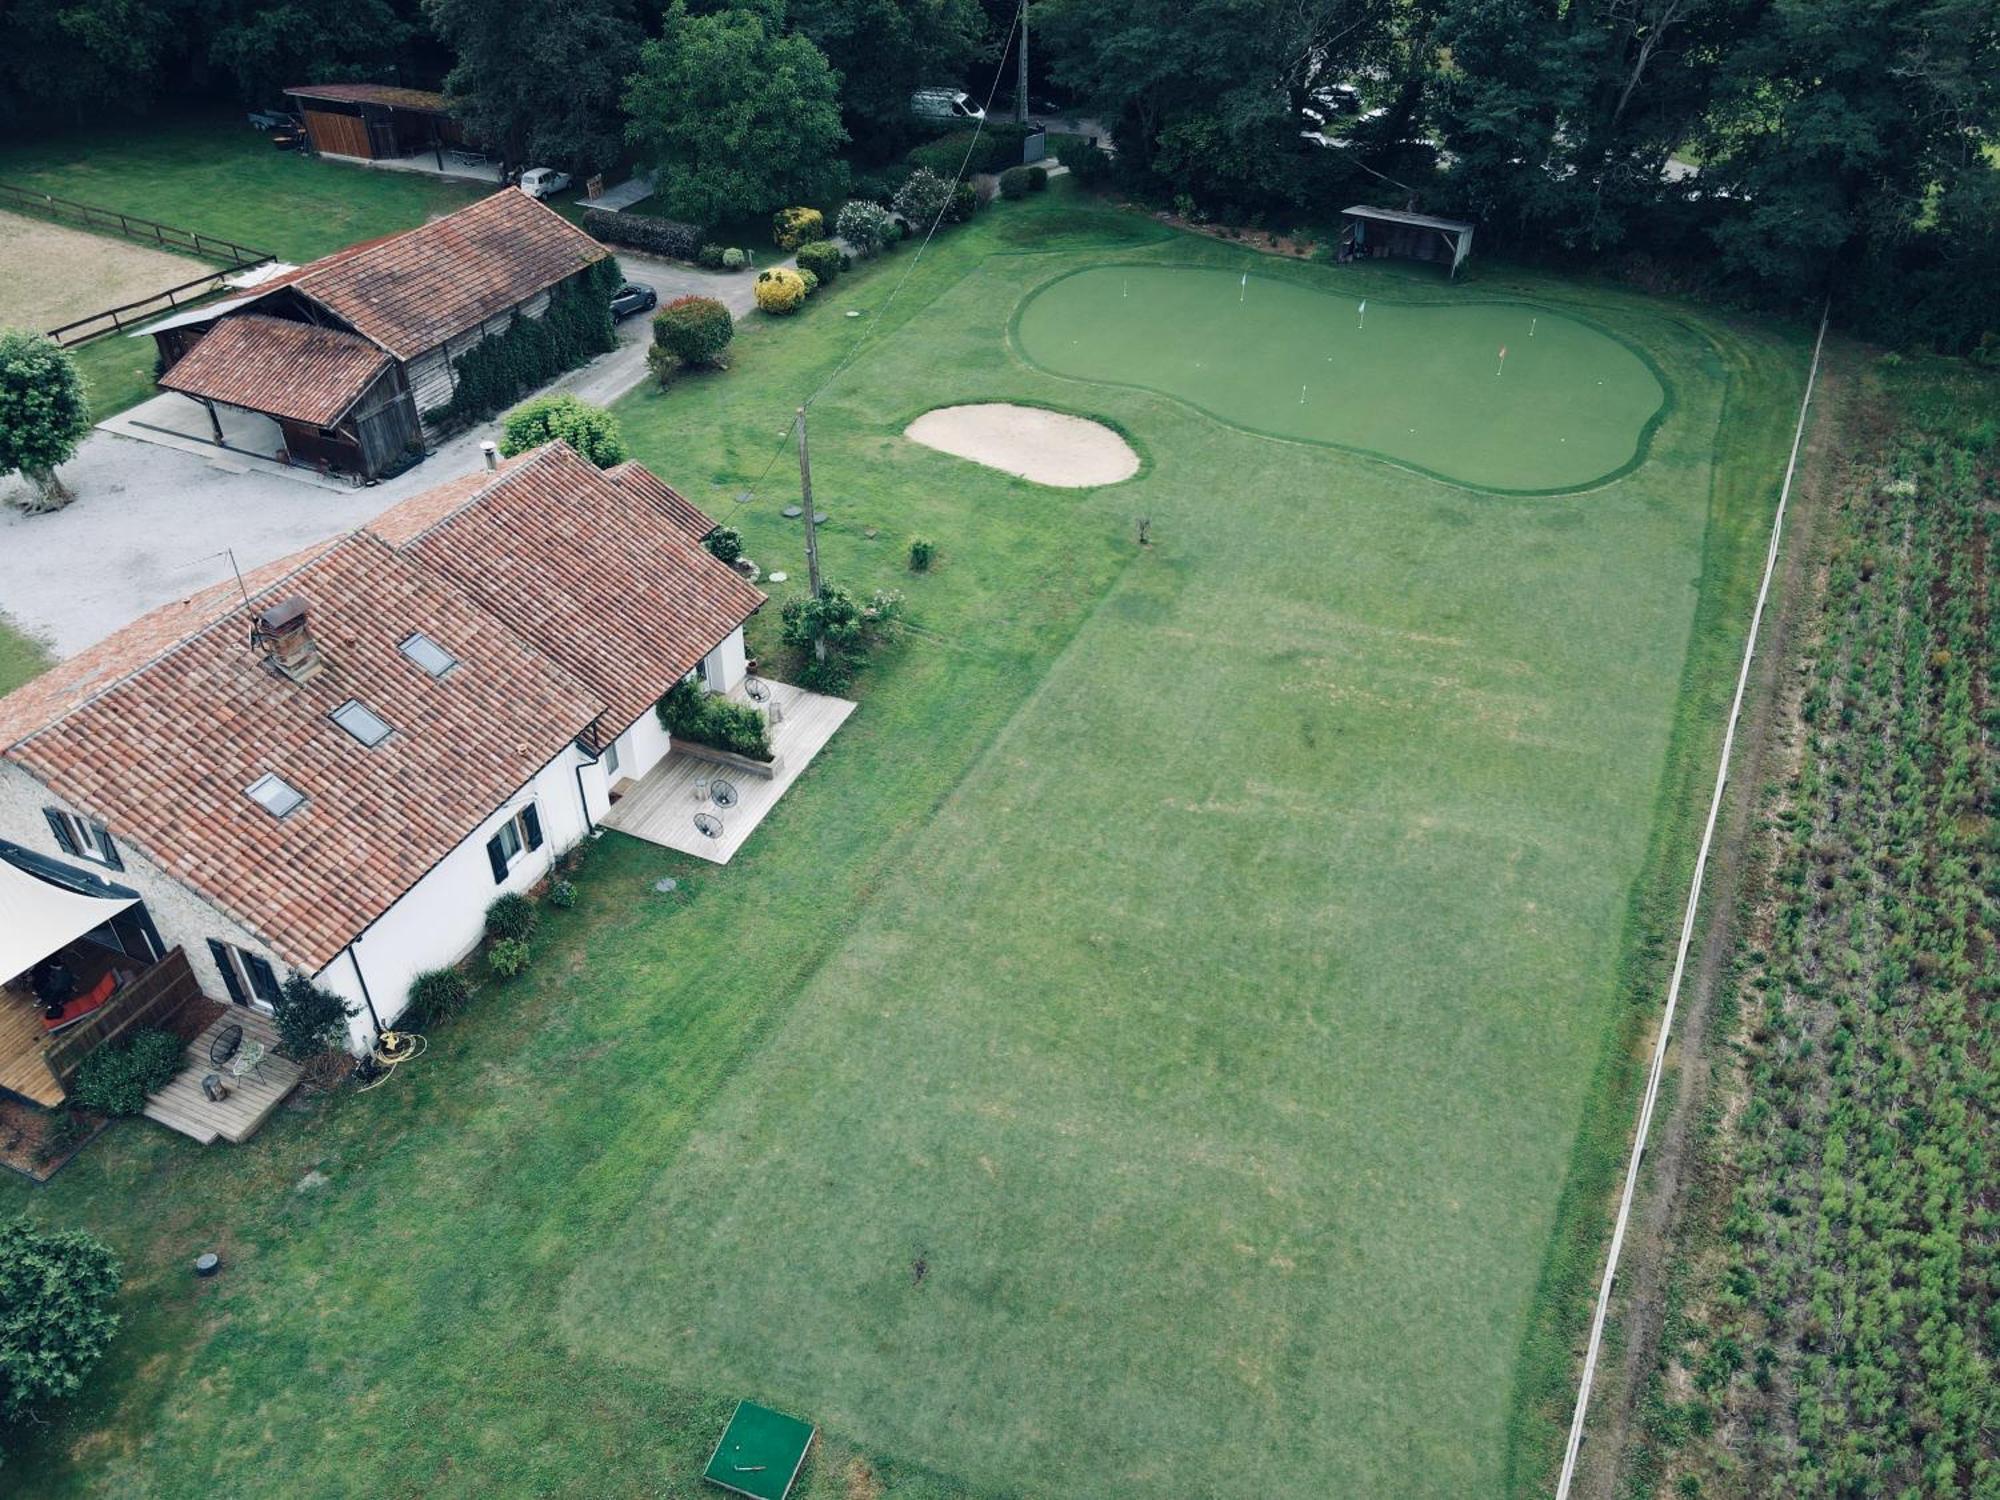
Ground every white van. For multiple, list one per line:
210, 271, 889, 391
911, 89, 985, 123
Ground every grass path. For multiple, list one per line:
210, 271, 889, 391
0, 190, 1804, 1498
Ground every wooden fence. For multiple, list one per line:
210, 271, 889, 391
44, 947, 204, 1089
2, 182, 276, 346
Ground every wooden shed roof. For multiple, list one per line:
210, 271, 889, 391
157, 314, 390, 426
284, 83, 449, 113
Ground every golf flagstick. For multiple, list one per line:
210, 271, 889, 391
1240, 271, 1248, 303
1357, 299, 1366, 330
1530, 316, 1538, 337
1497, 345, 1507, 376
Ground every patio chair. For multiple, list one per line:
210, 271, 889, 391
228, 1039, 267, 1085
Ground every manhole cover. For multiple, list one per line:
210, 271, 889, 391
710, 778, 740, 809
782, 505, 803, 518
813, 512, 829, 525
653, 877, 678, 893
768, 570, 788, 583
693, 812, 724, 839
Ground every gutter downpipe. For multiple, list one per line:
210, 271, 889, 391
345, 941, 384, 1038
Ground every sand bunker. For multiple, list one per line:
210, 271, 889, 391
905, 403, 1139, 488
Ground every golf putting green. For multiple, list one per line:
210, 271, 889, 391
1013, 265, 1667, 492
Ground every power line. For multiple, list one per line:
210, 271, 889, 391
713, 0, 1027, 530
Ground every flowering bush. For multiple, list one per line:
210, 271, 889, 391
754, 267, 808, 315
772, 206, 826, 250
893, 168, 953, 230
835, 199, 895, 257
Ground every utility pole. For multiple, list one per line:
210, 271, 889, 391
1016, 0, 1030, 125
794, 406, 827, 657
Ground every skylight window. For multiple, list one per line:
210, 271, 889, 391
246, 772, 305, 819
332, 698, 393, 747
399, 632, 458, 678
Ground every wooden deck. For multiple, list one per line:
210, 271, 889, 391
601, 678, 855, 864
143, 1009, 302, 1145
0, 985, 64, 1107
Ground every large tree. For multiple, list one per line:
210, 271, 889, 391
207, 0, 416, 105
624, 0, 850, 225
1040, 0, 1396, 212
1700, 0, 2000, 301
0, 0, 179, 126
0, 333, 93, 515
427, 0, 641, 176
0, 1219, 120, 1453
789, 0, 986, 140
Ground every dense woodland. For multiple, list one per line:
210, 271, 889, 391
1, 0, 1995, 352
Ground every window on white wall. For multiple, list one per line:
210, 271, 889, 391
484, 803, 544, 884
207, 938, 282, 1007
603, 737, 621, 775
43, 808, 123, 870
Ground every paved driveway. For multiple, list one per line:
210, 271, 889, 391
0, 254, 772, 659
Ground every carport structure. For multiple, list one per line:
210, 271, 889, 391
156, 313, 423, 480
1340, 205, 1476, 276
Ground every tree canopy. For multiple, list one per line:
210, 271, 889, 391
0, 1219, 120, 1448
0, 333, 93, 514
624, 0, 850, 224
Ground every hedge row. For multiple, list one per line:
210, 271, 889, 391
905, 124, 1036, 178
580, 208, 704, 262
427, 259, 621, 427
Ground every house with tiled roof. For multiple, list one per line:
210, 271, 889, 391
0, 443, 762, 1081
140, 189, 613, 480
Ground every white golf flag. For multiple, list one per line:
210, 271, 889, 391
1358, 300, 1366, 314
1241, 272, 1249, 287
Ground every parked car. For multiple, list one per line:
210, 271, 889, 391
269, 129, 306, 152
610, 283, 658, 320
519, 167, 572, 200
911, 89, 984, 123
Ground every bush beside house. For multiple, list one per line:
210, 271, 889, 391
0, 1218, 119, 1457
500, 395, 627, 468
656, 677, 772, 760
69, 1029, 184, 1116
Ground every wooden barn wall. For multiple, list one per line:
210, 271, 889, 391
408, 286, 557, 433
303, 109, 372, 159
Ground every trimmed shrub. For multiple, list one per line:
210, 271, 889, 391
947, 181, 980, 223
797, 267, 820, 295
754, 267, 808, 315
795, 239, 847, 283
407, 968, 474, 1027
893, 168, 954, 230
835, 199, 895, 257
652, 295, 734, 367
721, 247, 747, 270
998, 165, 1033, 199
580, 207, 704, 261
909, 536, 935, 571
273, 971, 356, 1058
697, 243, 726, 268
488, 938, 532, 980
500, 394, 626, 467
548, 878, 577, 910
905, 124, 1031, 177
656, 677, 773, 759
772, 206, 826, 250
1027, 166, 1048, 191
70, 1029, 184, 1116
485, 891, 538, 943
0, 1219, 120, 1427
705, 525, 743, 563
1062, 139, 1114, 188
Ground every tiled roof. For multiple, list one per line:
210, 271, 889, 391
4, 534, 604, 971
375, 443, 765, 734
283, 83, 449, 112
605, 460, 718, 543
0, 445, 760, 973
267, 189, 609, 359
157, 314, 390, 426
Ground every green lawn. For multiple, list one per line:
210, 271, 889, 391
0, 187, 1804, 1498
0, 615, 51, 697
0, 111, 489, 422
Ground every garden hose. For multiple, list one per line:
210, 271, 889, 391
356, 1029, 427, 1091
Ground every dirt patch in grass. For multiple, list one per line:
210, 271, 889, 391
0, 210, 216, 334
904, 402, 1139, 487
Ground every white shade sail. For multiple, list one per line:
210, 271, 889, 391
0, 857, 136, 985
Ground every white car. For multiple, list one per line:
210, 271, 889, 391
518, 167, 572, 200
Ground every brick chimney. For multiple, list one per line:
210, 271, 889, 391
258, 596, 323, 683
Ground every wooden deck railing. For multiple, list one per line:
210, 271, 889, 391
44, 947, 204, 1089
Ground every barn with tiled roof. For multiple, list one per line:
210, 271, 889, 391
141, 190, 613, 480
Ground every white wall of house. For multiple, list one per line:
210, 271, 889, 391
0, 762, 290, 1013
314, 741, 595, 1047
702, 625, 749, 695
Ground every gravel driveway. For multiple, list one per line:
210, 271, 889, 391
0, 253, 774, 659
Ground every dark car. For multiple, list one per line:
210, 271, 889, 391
610, 283, 658, 320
